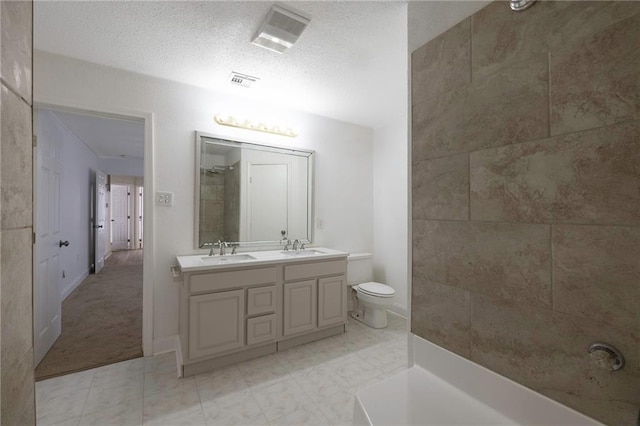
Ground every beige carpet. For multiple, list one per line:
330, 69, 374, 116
35, 250, 143, 381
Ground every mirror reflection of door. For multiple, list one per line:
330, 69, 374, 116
248, 163, 288, 241
111, 184, 130, 250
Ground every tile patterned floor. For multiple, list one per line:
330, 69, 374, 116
36, 314, 408, 426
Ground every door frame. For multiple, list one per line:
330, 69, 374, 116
34, 101, 155, 357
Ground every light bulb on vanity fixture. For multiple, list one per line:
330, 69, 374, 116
214, 114, 298, 137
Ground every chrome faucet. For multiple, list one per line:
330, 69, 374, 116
217, 240, 228, 256
292, 239, 300, 251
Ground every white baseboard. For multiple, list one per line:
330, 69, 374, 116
60, 270, 90, 302
389, 302, 408, 319
153, 335, 178, 355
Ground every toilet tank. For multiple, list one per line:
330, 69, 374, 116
347, 253, 373, 285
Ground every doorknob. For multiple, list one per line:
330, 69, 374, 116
59, 240, 70, 247
94, 225, 104, 229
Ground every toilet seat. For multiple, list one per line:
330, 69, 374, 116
356, 282, 395, 298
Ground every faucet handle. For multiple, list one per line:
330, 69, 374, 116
283, 238, 291, 251
231, 246, 237, 255
300, 243, 306, 250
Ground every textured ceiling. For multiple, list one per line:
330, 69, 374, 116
35, 1, 408, 128
51, 110, 145, 159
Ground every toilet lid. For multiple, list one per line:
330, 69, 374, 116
357, 282, 395, 297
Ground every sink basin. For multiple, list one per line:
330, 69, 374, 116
200, 254, 255, 264
280, 249, 324, 256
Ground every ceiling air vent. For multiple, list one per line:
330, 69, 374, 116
252, 4, 311, 54
228, 72, 259, 88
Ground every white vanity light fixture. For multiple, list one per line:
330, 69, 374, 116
251, 4, 311, 54
214, 114, 298, 138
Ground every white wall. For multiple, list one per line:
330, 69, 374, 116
35, 51, 374, 345
38, 110, 98, 300
372, 117, 409, 316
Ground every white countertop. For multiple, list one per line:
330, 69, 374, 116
176, 247, 348, 273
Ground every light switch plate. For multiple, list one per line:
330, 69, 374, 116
156, 191, 174, 206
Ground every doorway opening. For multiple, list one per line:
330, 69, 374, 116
33, 107, 147, 380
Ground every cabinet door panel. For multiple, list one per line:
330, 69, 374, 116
283, 280, 317, 336
247, 314, 277, 346
318, 276, 347, 327
247, 285, 277, 316
189, 290, 244, 359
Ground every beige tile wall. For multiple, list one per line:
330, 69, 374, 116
0, 0, 35, 424
411, 1, 640, 424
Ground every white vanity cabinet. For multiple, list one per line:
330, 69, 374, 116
177, 253, 347, 377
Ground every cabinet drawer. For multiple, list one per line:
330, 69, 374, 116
246, 314, 277, 346
284, 259, 346, 282
247, 286, 277, 316
190, 267, 277, 293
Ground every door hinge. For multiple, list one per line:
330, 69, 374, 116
128, 192, 131, 196
127, 215, 131, 219
127, 239, 131, 242
32, 135, 37, 147
32, 232, 36, 244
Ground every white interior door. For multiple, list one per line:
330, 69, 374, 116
111, 184, 130, 251
94, 170, 107, 273
34, 112, 63, 366
248, 163, 288, 241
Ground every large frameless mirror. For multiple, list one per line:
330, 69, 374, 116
195, 132, 314, 249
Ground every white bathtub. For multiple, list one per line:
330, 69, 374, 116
354, 334, 602, 425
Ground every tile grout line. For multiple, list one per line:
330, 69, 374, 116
547, 50, 552, 137
75, 368, 97, 421
467, 152, 471, 222
412, 217, 640, 229
0, 77, 31, 106
413, 117, 640, 164
550, 224, 555, 311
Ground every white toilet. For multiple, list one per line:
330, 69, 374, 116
347, 253, 395, 329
